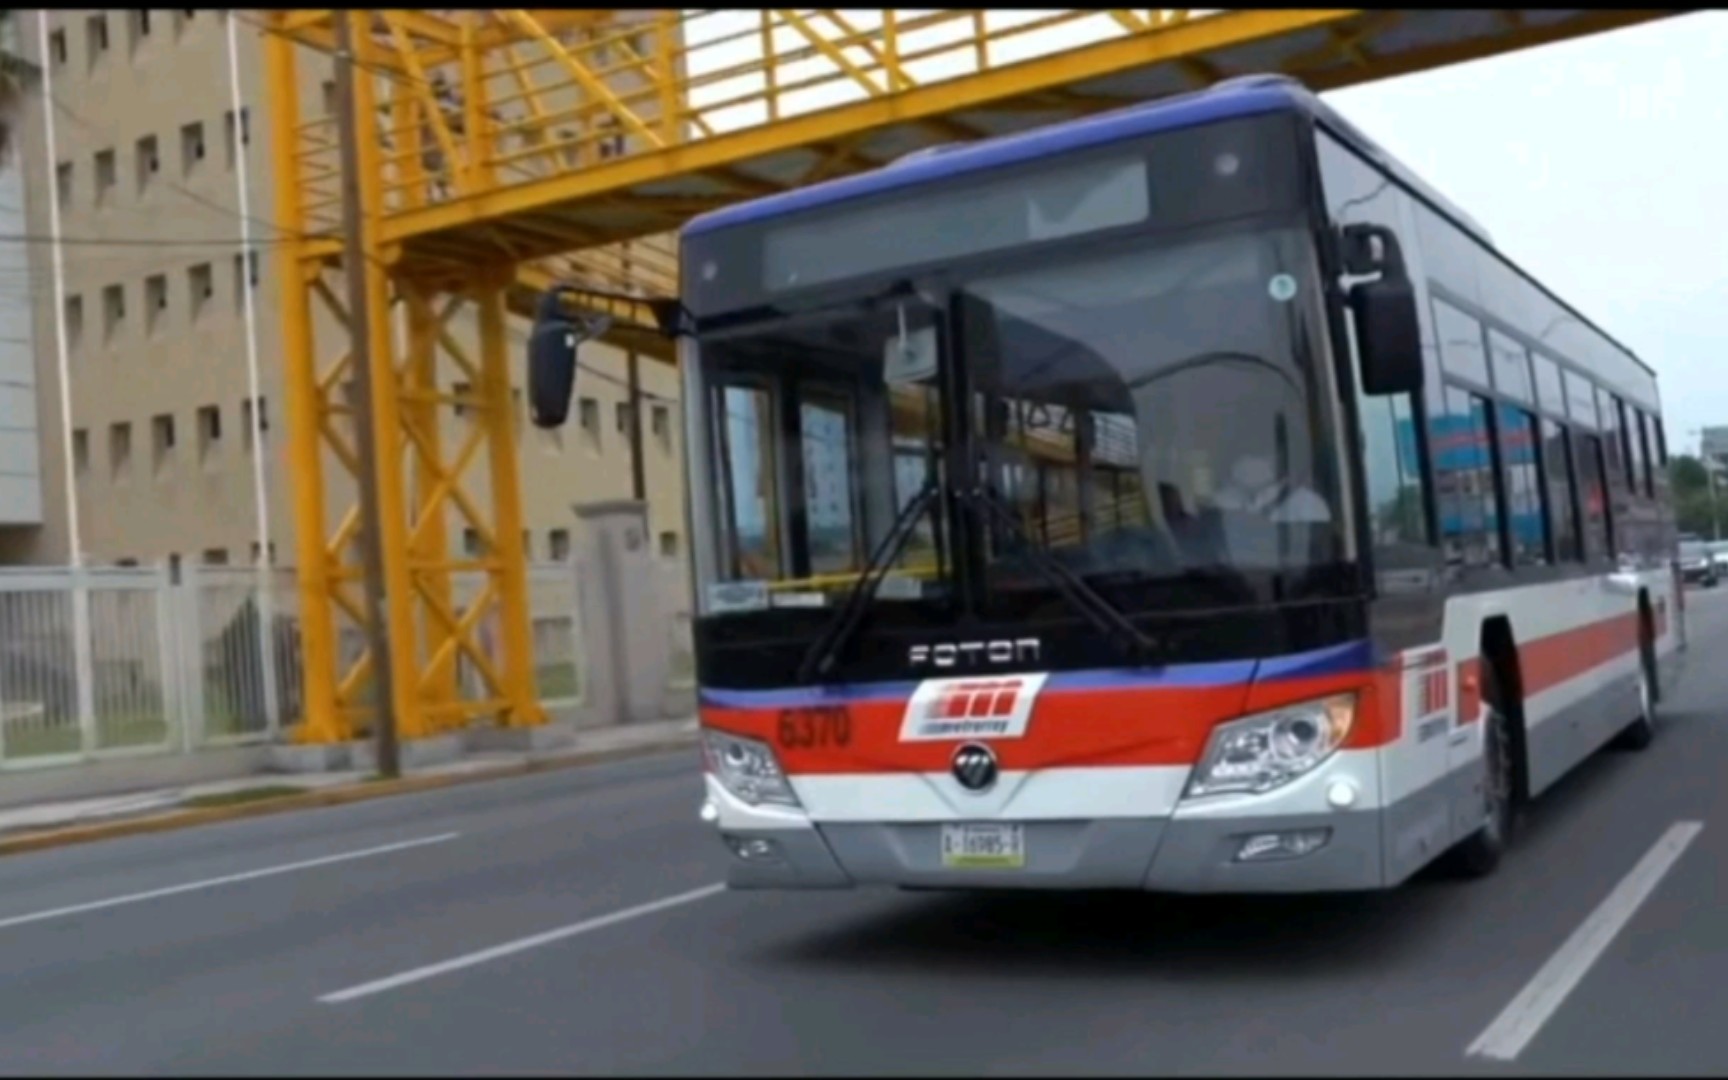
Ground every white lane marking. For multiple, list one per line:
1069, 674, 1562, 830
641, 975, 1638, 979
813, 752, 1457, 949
0, 832, 461, 932
1467, 820, 1703, 1062
319, 882, 726, 1004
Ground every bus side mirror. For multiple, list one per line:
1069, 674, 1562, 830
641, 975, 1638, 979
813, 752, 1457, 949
1342, 223, 1423, 398
526, 290, 610, 429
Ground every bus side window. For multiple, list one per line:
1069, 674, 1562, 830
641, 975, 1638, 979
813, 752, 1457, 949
1630, 408, 1652, 498
1433, 385, 1503, 570
1541, 417, 1583, 562
1575, 431, 1613, 562
1495, 403, 1548, 566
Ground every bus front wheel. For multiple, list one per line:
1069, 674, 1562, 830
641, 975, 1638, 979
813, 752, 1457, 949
1443, 675, 1517, 880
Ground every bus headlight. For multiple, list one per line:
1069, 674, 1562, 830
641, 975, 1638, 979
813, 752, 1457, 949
703, 729, 800, 808
1184, 693, 1357, 799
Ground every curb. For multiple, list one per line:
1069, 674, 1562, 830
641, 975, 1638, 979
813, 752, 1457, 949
0, 733, 700, 858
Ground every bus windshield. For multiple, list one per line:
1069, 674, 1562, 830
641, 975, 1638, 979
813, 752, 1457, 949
961, 222, 1353, 615
688, 217, 1356, 629
696, 288, 956, 617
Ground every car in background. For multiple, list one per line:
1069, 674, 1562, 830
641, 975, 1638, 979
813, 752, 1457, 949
1680, 537, 1719, 587
1709, 540, 1728, 573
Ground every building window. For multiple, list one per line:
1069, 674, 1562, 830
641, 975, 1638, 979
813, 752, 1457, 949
102, 284, 126, 341
93, 148, 116, 205
232, 251, 257, 308
197, 404, 221, 460
152, 413, 176, 475
597, 116, 624, 160
202, 548, 229, 566
129, 10, 151, 51
144, 273, 168, 335
49, 29, 67, 66
109, 421, 132, 479
659, 531, 678, 558
72, 429, 89, 474
250, 541, 277, 565
321, 79, 338, 117
221, 109, 248, 170
1434, 385, 1502, 569
55, 161, 72, 205
64, 295, 83, 349
1495, 404, 1547, 567
241, 397, 268, 450
135, 135, 159, 195
451, 380, 472, 418
578, 397, 600, 447
549, 528, 571, 562
462, 528, 482, 557
180, 121, 205, 175
188, 262, 213, 319
615, 401, 631, 435
86, 14, 110, 68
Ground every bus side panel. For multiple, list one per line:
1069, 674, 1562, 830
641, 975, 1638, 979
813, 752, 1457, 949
1316, 126, 1678, 882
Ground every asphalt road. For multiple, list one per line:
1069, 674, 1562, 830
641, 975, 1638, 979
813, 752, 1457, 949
3, 593, 1728, 1075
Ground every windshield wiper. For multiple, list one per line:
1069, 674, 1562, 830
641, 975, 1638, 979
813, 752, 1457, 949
960, 485, 1159, 666
796, 477, 942, 683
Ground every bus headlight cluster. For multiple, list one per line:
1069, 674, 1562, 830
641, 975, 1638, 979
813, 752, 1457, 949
703, 729, 800, 808
1184, 693, 1357, 799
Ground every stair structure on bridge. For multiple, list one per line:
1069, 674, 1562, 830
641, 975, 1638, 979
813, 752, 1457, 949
262, 8, 1680, 746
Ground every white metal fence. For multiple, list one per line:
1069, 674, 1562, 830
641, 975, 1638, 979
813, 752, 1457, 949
0, 561, 691, 771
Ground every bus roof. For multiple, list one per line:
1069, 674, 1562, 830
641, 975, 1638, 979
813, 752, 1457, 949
682, 74, 1492, 242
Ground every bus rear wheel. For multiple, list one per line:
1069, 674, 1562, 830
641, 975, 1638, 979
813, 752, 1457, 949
1615, 635, 1660, 752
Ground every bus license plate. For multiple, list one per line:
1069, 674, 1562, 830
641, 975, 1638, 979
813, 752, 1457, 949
940, 823, 1025, 869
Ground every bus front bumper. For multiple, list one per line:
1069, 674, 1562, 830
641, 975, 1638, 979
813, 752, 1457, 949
705, 781, 1387, 895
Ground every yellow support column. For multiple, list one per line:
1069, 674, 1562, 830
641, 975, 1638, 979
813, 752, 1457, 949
476, 273, 545, 728
266, 26, 344, 744
348, 15, 429, 743
404, 284, 460, 729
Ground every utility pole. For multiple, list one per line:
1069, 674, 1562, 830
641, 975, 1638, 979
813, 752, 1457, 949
626, 351, 647, 501
333, 12, 400, 778
1709, 455, 1723, 542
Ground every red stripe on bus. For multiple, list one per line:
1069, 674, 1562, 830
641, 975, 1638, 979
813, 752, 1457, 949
1458, 609, 1644, 724
703, 664, 1404, 774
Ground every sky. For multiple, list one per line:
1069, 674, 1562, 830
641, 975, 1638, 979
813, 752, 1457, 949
1323, 12, 1728, 457
681, 10, 1728, 455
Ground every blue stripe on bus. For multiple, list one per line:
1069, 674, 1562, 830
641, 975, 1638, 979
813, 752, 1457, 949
696, 638, 1376, 711
683, 79, 1304, 238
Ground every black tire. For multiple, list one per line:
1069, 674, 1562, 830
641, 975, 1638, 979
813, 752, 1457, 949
1443, 669, 1517, 880
1614, 635, 1659, 752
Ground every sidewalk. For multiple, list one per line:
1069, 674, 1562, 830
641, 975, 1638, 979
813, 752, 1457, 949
0, 717, 700, 841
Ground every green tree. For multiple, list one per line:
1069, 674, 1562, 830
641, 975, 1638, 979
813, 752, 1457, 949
1671, 454, 1710, 498
1676, 489, 1719, 538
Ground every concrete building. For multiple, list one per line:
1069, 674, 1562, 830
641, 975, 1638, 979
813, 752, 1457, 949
3, 11, 689, 594
0, 12, 44, 544
1699, 426, 1728, 470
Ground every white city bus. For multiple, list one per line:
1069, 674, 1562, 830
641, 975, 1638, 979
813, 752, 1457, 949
530, 74, 1681, 893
